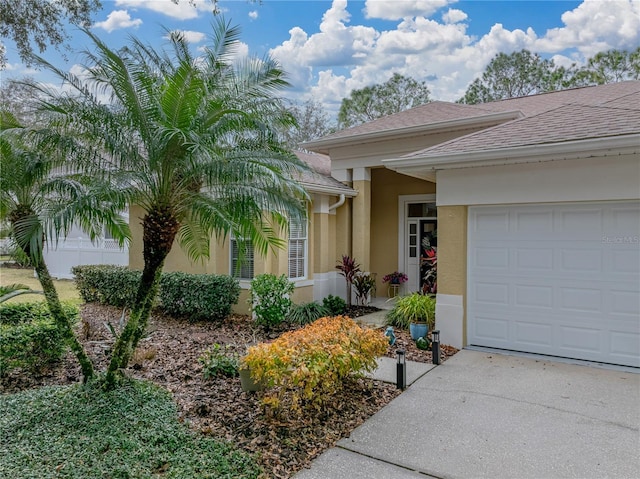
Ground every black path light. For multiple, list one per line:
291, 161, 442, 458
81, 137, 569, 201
396, 349, 406, 390
432, 330, 440, 365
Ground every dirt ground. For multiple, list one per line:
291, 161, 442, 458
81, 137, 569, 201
1, 303, 457, 478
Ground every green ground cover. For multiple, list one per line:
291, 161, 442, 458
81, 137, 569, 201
0, 379, 261, 479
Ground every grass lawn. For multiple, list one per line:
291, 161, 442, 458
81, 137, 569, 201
0, 379, 261, 479
0, 266, 80, 304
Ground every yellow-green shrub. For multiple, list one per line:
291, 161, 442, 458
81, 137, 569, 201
242, 315, 387, 415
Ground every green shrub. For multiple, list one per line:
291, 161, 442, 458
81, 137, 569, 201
72, 265, 140, 307
287, 301, 330, 325
199, 344, 240, 378
322, 294, 347, 315
0, 302, 78, 374
73, 266, 240, 321
386, 293, 436, 329
243, 315, 387, 415
249, 274, 294, 329
352, 273, 376, 305
160, 272, 240, 321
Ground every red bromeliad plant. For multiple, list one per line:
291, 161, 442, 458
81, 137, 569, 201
336, 255, 360, 306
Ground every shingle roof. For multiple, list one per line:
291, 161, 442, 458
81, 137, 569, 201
404, 81, 640, 158
308, 81, 640, 152
294, 150, 355, 195
307, 101, 503, 143
405, 103, 640, 158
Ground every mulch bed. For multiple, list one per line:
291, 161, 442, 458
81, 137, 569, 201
1, 303, 457, 478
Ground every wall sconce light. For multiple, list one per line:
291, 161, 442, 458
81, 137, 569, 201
396, 349, 406, 390
432, 330, 440, 365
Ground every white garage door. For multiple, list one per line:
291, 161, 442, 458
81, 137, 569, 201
468, 202, 640, 368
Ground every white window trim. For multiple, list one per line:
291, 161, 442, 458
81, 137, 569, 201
230, 236, 254, 280
288, 218, 308, 280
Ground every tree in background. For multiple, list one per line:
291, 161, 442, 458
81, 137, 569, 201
280, 99, 335, 149
338, 73, 431, 128
459, 48, 640, 104
570, 47, 640, 86
26, 19, 309, 389
0, 0, 101, 67
458, 50, 570, 104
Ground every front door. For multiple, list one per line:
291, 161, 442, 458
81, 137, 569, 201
404, 202, 437, 293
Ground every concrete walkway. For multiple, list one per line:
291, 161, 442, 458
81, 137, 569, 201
295, 350, 640, 479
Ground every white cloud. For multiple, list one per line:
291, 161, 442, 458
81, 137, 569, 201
365, 0, 454, 20
115, 0, 212, 20
94, 10, 143, 33
271, 0, 639, 110
249, 10, 258, 20
442, 8, 467, 24
167, 30, 206, 43
534, 0, 640, 58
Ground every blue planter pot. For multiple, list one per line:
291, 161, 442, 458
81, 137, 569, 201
410, 322, 428, 340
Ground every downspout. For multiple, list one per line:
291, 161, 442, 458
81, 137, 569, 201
328, 194, 345, 212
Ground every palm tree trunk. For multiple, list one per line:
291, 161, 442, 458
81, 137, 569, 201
104, 206, 178, 389
34, 261, 95, 382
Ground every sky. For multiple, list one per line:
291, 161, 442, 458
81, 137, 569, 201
2, 0, 640, 117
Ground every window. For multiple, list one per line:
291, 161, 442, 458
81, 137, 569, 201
288, 218, 307, 279
230, 237, 254, 279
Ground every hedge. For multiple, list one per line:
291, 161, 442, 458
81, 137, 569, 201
72, 265, 240, 321
160, 272, 240, 321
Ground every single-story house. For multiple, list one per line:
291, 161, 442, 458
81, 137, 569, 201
302, 80, 640, 369
124, 81, 638, 368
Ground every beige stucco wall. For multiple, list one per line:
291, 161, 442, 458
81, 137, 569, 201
436, 205, 467, 296
128, 201, 324, 315
368, 168, 436, 296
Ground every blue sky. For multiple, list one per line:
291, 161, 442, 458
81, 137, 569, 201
2, 0, 639, 115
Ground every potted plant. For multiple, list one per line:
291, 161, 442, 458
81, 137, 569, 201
382, 271, 408, 285
385, 292, 436, 340
382, 271, 408, 298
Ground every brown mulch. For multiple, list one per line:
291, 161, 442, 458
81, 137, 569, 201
0, 303, 457, 478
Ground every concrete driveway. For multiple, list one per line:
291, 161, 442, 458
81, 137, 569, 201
296, 350, 640, 479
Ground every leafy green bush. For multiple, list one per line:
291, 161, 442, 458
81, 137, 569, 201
243, 315, 387, 416
386, 293, 436, 329
72, 265, 141, 307
160, 272, 240, 321
249, 274, 294, 329
0, 302, 78, 374
0, 379, 261, 478
287, 301, 329, 325
199, 344, 240, 378
322, 294, 347, 315
352, 273, 376, 305
73, 266, 240, 321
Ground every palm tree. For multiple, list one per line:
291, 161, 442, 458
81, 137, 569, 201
0, 112, 130, 382
27, 19, 310, 388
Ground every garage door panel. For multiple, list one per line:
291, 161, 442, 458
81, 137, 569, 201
473, 282, 509, 305
610, 249, 639, 273
559, 248, 602, 273
514, 321, 554, 347
514, 284, 553, 308
468, 202, 640, 368
515, 248, 554, 271
610, 332, 640, 366
514, 211, 553, 233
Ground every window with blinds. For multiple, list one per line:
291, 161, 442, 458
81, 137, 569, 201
288, 219, 307, 279
230, 238, 254, 279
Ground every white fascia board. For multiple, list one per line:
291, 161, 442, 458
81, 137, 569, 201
300, 181, 358, 197
383, 135, 640, 172
303, 111, 523, 153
